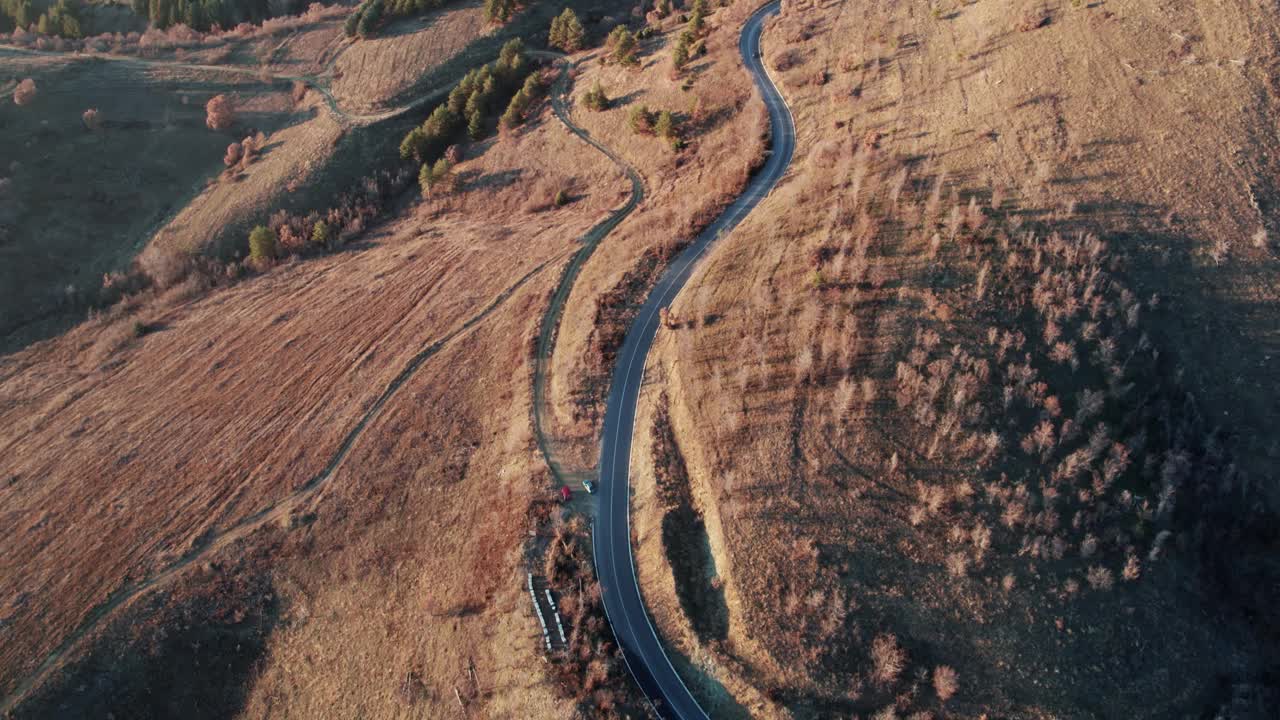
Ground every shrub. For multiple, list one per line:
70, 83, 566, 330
655, 110, 676, 140
205, 94, 234, 130
582, 80, 608, 111
223, 141, 243, 167
628, 104, 653, 134
248, 225, 277, 261
554, 189, 569, 206
1016, 3, 1051, 31
1086, 565, 1114, 590
13, 78, 36, 106
311, 220, 332, 247
82, 108, 101, 130
137, 244, 191, 288
548, 8, 584, 52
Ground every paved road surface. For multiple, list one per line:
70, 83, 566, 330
592, 3, 795, 718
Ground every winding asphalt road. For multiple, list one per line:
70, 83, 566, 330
592, 3, 795, 718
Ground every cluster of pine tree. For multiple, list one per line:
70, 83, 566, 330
400, 38, 538, 181
127, 0, 285, 32
344, 0, 451, 39
605, 24, 638, 66
482, 0, 517, 24
546, 7, 583, 52
1, 0, 81, 37
671, 0, 708, 71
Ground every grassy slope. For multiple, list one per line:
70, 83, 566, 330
0, 108, 627, 715
638, 0, 1280, 716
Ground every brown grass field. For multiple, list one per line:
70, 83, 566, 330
4, 0, 1279, 716
0, 80, 630, 716
632, 0, 1280, 716
330, 5, 491, 113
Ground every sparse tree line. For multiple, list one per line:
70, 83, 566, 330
343, 0, 441, 39
1, 0, 81, 38
342, 0, 523, 40
129, 0, 303, 32
669, 0, 709, 74
4, 4, 346, 55
399, 38, 545, 195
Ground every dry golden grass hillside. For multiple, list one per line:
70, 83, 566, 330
0, 98, 628, 717
636, 0, 1280, 716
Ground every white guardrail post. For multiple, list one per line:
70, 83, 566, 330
528, 573, 551, 651
545, 588, 567, 645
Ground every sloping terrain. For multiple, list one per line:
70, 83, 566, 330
0, 49, 297, 351
541, 0, 769, 475
0, 104, 628, 715
635, 0, 1280, 716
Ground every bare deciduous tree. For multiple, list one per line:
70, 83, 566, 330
933, 665, 959, 703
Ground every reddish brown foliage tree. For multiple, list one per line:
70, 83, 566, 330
205, 94, 234, 130
13, 78, 37, 106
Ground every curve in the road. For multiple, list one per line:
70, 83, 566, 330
531, 55, 647, 485
592, 3, 795, 719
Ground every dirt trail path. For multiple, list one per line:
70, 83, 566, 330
0, 258, 551, 713
529, 54, 646, 486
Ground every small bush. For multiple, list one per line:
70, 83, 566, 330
223, 141, 243, 167
582, 80, 609, 111
655, 109, 676, 140
628, 104, 653, 134
248, 225, 277, 261
205, 94, 234, 130
933, 665, 959, 703
554, 189, 569, 206
13, 78, 36, 106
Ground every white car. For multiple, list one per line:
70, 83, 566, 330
582, 479, 596, 494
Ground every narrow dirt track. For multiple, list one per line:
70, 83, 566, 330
0, 259, 551, 714
530, 54, 646, 485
